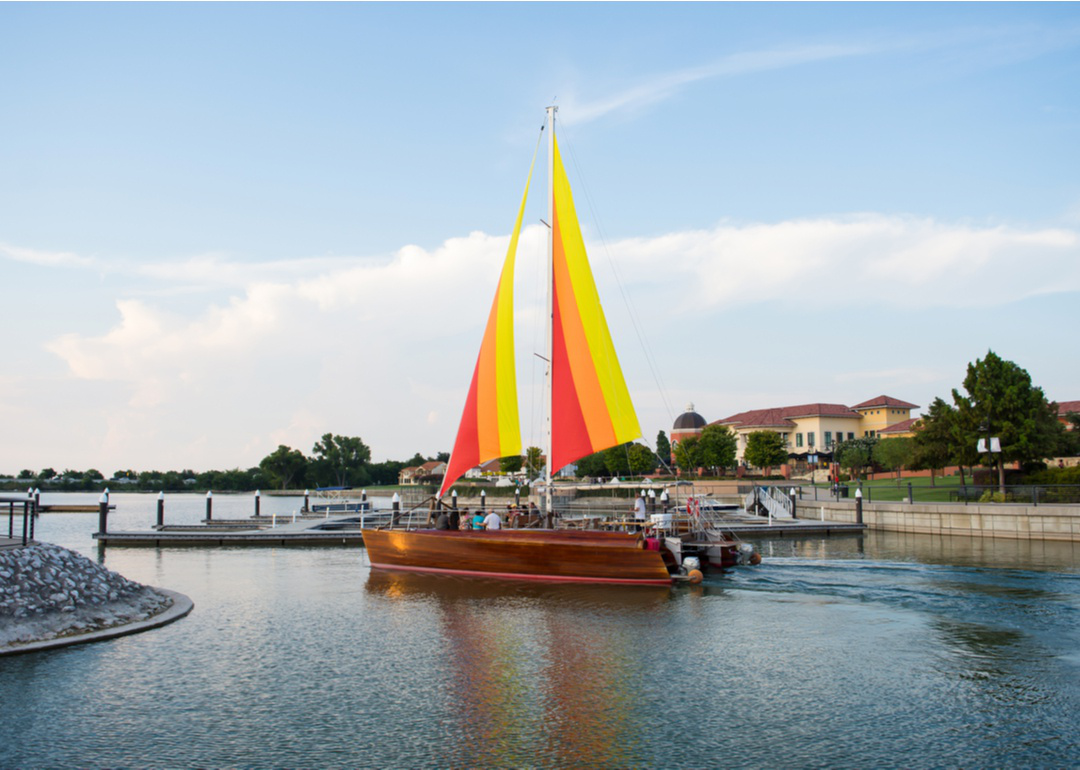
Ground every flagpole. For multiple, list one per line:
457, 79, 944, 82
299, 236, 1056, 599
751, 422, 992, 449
544, 105, 556, 519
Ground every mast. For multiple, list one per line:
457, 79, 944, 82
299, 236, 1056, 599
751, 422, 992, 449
544, 105, 556, 517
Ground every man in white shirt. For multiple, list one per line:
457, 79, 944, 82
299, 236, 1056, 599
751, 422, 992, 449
482, 510, 502, 530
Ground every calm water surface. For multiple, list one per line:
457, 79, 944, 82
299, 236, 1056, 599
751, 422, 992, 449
2, 493, 1080, 768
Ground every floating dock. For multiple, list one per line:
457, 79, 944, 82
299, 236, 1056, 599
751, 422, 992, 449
95, 514, 369, 547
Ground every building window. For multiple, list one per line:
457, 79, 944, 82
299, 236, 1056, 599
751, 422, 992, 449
848, 432, 855, 441
825, 431, 833, 448
808, 432, 816, 447
796, 433, 804, 448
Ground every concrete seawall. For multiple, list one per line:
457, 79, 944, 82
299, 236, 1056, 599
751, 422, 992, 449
801, 500, 1080, 542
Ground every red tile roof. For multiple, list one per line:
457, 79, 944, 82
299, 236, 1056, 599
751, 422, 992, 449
1056, 400, 1080, 416
881, 417, 920, 434
714, 403, 861, 429
851, 395, 920, 410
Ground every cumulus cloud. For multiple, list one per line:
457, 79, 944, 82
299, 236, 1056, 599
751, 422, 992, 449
17, 214, 1080, 468
610, 215, 1080, 310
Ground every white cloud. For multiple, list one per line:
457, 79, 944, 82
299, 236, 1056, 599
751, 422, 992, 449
8, 214, 1078, 470
0, 242, 96, 269
565, 44, 872, 125
609, 215, 1080, 309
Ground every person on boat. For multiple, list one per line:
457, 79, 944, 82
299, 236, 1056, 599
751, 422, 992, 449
459, 508, 472, 530
448, 508, 460, 531
472, 510, 486, 530
632, 494, 647, 530
434, 511, 451, 531
482, 510, 502, 530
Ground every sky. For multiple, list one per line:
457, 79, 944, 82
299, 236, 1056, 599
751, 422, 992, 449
2, 2, 1079, 475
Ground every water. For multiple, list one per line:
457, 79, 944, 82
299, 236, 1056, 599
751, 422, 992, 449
3, 493, 1080, 768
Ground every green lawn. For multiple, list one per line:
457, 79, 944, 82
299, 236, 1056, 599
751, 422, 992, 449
808, 474, 968, 503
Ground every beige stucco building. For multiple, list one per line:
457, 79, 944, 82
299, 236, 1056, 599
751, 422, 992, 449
670, 395, 920, 466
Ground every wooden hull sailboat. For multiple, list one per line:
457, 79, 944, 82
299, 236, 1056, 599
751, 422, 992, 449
364, 107, 681, 586
363, 529, 674, 585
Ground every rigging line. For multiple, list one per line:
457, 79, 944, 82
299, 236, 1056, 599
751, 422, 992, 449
560, 129, 678, 429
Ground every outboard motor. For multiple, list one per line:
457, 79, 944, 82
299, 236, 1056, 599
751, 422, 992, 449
682, 556, 703, 584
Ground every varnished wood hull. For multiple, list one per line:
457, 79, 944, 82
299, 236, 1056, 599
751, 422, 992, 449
363, 529, 673, 585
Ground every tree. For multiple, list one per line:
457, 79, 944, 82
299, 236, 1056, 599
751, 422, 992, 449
627, 443, 656, 476
952, 351, 1061, 492
655, 431, 672, 470
698, 424, 737, 474
743, 431, 788, 475
260, 445, 309, 490
673, 436, 703, 473
524, 446, 543, 477
435, 451, 450, 462
499, 455, 524, 474
603, 443, 632, 477
574, 451, 608, 479
39, 468, 56, 480
835, 437, 877, 480
874, 437, 914, 481
17, 469, 34, 480
311, 434, 372, 488
911, 397, 956, 485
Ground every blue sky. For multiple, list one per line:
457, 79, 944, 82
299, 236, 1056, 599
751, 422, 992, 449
2, 3, 1079, 474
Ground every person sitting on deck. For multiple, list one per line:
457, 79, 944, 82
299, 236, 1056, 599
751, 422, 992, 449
448, 508, 460, 531
434, 511, 450, 530
482, 510, 502, 530
460, 508, 472, 530
472, 510, 486, 530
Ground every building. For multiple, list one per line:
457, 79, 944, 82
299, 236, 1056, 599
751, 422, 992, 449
1056, 400, 1080, 429
670, 403, 707, 448
699, 395, 919, 465
398, 461, 447, 485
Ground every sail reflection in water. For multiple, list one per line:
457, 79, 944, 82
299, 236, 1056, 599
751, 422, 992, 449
364, 571, 671, 768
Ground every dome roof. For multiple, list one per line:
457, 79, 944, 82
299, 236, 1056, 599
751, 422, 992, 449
673, 403, 706, 431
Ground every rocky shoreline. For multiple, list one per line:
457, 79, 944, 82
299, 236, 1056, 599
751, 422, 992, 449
0, 542, 173, 651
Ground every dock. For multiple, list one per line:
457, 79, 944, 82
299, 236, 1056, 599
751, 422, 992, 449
95, 514, 369, 547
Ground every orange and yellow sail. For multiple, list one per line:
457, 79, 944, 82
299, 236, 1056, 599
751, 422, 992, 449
549, 133, 640, 472
438, 157, 531, 498
439, 122, 639, 498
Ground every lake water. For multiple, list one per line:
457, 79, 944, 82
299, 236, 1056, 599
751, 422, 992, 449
3, 493, 1080, 768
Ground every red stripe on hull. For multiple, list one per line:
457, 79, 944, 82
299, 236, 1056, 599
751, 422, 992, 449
368, 561, 672, 586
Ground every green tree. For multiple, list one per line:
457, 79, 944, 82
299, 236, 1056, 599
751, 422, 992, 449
673, 436, 702, 473
368, 460, 406, 486
835, 437, 877, 480
874, 437, 914, 481
524, 446, 543, 477
311, 434, 372, 488
499, 455, 524, 474
911, 397, 956, 485
260, 445, 309, 490
698, 424, 737, 474
39, 468, 56, 480
17, 470, 34, 480
952, 351, 1061, 492
743, 431, 788, 475
627, 443, 656, 476
603, 443, 632, 477
655, 431, 672, 470
574, 451, 608, 479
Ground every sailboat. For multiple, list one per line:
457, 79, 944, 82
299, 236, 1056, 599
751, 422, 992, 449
363, 107, 679, 585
